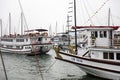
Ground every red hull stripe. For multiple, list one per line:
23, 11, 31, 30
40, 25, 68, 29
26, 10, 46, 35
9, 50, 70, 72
59, 51, 120, 66
56, 57, 120, 74
72, 26, 119, 30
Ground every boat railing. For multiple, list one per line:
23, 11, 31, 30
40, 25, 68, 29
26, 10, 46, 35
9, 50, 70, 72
112, 38, 120, 46
2, 32, 48, 38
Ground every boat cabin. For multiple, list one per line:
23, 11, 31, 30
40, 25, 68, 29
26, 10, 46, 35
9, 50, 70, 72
74, 26, 120, 61
73, 26, 119, 48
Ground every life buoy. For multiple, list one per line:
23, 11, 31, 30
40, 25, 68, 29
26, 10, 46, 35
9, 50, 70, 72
44, 32, 48, 36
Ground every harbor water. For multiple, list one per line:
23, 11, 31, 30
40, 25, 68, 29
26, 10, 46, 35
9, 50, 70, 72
0, 49, 106, 80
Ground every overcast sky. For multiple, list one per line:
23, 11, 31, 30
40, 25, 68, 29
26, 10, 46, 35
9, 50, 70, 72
0, 0, 120, 35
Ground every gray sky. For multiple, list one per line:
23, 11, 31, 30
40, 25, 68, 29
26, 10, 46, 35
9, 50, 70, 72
0, 0, 120, 35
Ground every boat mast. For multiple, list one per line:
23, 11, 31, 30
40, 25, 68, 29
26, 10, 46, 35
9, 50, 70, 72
49, 24, 52, 36
9, 13, 11, 35
108, 8, 113, 47
21, 12, 23, 35
18, 0, 29, 35
108, 8, 110, 26
0, 19, 2, 37
67, 2, 73, 45
67, 15, 70, 45
55, 21, 57, 36
74, 0, 78, 55
63, 24, 64, 33
18, 0, 24, 35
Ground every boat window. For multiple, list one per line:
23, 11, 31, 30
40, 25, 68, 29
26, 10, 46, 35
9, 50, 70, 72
116, 53, 120, 60
100, 31, 107, 38
9, 39, 13, 42
109, 52, 114, 59
83, 35, 85, 38
1, 39, 13, 42
103, 52, 108, 59
16, 46, 20, 49
118, 40, 120, 43
26, 39, 28, 42
100, 31, 104, 38
95, 31, 98, 38
25, 46, 31, 49
104, 31, 107, 38
38, 37, 42, 41
103, 52, 114, 60
91, 31, 98, 38
16, 46, 23, 49
16, 39, 24, 42
7, 45, 13, 48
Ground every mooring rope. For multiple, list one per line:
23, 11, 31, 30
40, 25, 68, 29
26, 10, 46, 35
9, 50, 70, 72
0, 19, 8, 80
0, 51, 8, 80
31, 43, 44, 80
34, 50, 44, 80
45, 59, 57, 73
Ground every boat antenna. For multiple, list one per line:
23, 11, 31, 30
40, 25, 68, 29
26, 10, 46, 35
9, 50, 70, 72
74, 0, 78, 55
0, 19, 8, 80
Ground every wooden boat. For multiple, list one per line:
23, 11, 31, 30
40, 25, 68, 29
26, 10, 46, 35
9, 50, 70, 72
54, 26, 120, 80
53, 0, 120, 79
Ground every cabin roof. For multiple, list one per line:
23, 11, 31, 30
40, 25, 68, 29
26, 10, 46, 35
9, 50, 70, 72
25, 29, 48, 32
72, 26, 119, 30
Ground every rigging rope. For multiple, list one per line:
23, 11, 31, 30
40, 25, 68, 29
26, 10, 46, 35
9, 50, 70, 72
112, 15, 120, 20
84, 0, 102, 25
34, 52, 44, 80
110, 14, 114, 26
111, 15, 120, 25
84, 0, 110, 25
79, 0, 85, 25
82, 0, 94, 25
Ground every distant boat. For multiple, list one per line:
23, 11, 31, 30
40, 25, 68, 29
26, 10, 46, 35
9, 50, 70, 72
51, 33, 70, 46
0, 29, 52, 55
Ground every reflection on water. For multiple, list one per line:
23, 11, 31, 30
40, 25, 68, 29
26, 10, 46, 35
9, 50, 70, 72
0, 49, 106, 80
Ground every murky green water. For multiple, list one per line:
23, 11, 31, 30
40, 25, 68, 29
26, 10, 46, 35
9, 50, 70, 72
0, 49, 106, 80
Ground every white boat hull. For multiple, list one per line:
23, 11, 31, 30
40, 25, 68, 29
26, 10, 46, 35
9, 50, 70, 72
0, 44, 52, 54
0, 48, 31, 54
56, 51, 120, 80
